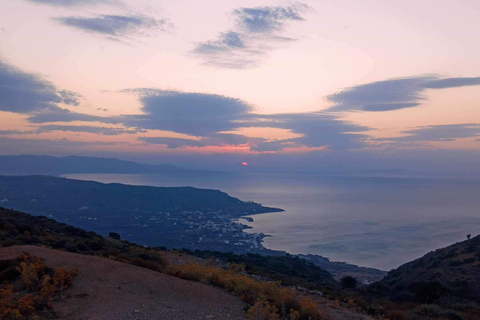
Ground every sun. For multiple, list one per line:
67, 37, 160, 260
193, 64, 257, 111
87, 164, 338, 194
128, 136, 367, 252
242, 162, 248, 166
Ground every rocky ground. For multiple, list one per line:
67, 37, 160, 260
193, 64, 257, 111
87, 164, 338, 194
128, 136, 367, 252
0, 245, 247, 320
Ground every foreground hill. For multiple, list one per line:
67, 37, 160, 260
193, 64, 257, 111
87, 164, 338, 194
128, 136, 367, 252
0, 206, 337, 289
0, 245, 247, 320
0, 155, 180, 175
378, 235, 480, 303
3, 207, 480, 319
0, 207, 380, 320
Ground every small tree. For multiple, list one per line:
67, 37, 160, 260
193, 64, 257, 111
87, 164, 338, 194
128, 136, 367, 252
341, 276, 358, 289
109, 232, 121, 240
467, 234, 471, 240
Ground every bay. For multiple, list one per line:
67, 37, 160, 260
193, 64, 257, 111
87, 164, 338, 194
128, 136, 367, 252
64, 172, 480, 270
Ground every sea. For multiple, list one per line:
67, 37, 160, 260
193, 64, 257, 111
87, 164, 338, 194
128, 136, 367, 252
64, 172, 480, 270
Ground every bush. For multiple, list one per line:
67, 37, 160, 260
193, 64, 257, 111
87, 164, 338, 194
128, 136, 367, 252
0, 253, 78, 320
164, 263, 324, 319
414, 304, 442, 318
413, 281, 449, 304
341, 276, 357, 289
247, 300, 279, 320
108, 232, 121, 240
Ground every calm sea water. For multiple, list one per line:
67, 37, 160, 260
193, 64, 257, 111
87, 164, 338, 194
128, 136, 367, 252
64, 172, 480, 270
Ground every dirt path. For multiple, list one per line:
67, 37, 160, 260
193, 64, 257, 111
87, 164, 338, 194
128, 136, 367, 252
0, 245, 247, 320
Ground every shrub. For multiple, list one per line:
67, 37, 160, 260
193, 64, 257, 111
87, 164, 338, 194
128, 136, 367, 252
164, 262, 325, 319
413, 281, 449, 304
414, 304, 442, 318
247, 300, 279, 320
341, 276, 357, 289
108, 232, 121, 240
299, 297, 321, 320
0, 253, 78, 319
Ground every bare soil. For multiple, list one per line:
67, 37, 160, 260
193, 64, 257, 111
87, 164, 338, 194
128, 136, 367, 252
0, 245, 247, 320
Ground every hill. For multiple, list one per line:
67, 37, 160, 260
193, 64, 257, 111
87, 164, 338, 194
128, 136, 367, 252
0, 207, 380, 320
378, 235, 480, 304
0, 175, 282, 252
0, 206, 336, 289
4, 207, 480, 319
0, 155, 180, 175
0, 245, 247, 320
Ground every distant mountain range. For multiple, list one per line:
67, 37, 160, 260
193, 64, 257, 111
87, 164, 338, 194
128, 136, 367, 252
0, 155, 181, 175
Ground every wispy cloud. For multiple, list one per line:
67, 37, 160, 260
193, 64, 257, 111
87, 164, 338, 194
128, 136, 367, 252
193, 3, 309, 68
327, 76, 480, 112
0, 130, 35, 135
27, 107, 114, 124
55, 14, 169, 41
383, 124, 480, 142
25, 0, 111, 7
234, 5, 305, 33
37, 125, 143, 135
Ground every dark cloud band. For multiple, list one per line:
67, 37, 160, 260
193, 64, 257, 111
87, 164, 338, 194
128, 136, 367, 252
328, 76, 480, 112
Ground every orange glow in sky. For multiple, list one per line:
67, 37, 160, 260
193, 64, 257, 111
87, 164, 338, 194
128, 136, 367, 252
0, 0, 479, 159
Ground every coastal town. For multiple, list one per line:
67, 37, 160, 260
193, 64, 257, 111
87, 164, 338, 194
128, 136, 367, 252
76, 208, 268, 254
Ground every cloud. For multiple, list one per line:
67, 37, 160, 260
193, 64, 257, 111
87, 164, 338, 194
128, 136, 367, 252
328, 76, 480, 112
0, 60, 80, 114
247, 112, 369, 150
37, 125, 142, 135
0, 130, 35, 135
19, 86, 371, 151
58, 90, 82, 106
423, 77, 480, 89
234, 5, 305, 33
194, 32, 246, 54
27, 107, 113, 123
385, 124, 480, 142
25, 0, 109, 6
193, 3, 308, 68
14, 73, 479, 152
55, 15, 167, 40
139, 137, 206, 149
121, 89, 252, 136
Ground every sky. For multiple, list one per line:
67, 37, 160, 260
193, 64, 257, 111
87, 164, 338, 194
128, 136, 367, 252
0, 0, 479, 174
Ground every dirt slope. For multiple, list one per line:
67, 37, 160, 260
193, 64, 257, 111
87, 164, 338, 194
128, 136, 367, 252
0, 245, 246, 320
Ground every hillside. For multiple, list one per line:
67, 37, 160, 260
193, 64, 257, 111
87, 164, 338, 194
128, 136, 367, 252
0, 207, 381, 320
0, 246, 247, 320
378, 235, 480, 303
0, 207, 336, 289
4, 207, 480, 319
0, 175, 282, 252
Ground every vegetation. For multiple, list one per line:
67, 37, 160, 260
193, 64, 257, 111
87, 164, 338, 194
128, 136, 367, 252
0, 207, 326, 319
184, 250, 337, 289
378, 235, 480, 304
0, 175, 281, 218
0, 252, 77, 319
3, 206, 480, 319
340, 276, 357, 289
